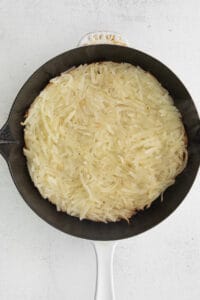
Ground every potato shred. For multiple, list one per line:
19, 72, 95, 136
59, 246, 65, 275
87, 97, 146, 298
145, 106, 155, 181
23, 62, 187, 222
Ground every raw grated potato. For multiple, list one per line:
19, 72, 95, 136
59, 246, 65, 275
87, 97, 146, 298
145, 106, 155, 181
23, 62, 187, 222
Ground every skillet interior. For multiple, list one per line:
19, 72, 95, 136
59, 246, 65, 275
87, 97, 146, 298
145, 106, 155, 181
1, 45, 200, 240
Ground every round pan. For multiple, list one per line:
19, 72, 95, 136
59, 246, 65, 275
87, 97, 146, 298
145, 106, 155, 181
0, 44, 200, 241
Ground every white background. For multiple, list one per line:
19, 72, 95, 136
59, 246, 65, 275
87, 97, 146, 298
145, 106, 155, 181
0, 1, 200, 299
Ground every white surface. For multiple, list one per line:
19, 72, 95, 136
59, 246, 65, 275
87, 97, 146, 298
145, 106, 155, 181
0, 0, 200, 299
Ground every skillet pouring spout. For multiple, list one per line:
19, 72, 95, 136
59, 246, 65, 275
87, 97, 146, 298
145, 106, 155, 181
0, 121, 19, 160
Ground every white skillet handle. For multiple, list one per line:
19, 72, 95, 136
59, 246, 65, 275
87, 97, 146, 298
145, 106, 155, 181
92, 241, 117, 300
78, 31, 129, 47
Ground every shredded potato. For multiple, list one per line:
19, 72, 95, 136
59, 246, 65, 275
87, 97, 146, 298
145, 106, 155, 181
23, 62, 187, 222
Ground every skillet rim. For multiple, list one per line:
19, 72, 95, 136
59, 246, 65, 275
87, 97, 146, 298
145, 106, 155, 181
1, 44, 200, 241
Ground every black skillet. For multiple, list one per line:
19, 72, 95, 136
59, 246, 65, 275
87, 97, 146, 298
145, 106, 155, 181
0, 36, 200, 299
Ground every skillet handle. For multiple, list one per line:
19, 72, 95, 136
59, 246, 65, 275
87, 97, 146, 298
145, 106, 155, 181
78, 31, 129, 47
92, 241, 117, 300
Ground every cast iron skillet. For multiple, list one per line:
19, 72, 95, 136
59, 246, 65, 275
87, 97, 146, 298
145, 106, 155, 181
0, 44, 200, 241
